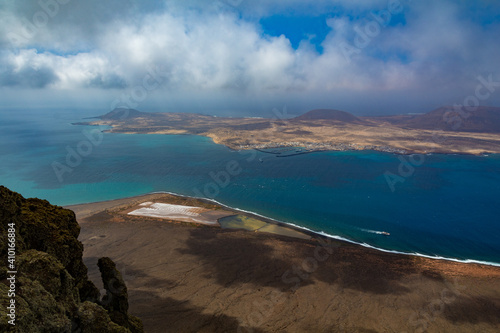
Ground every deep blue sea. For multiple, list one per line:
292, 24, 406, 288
1, 108, 499, 265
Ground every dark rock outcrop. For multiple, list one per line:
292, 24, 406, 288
98, 258, 143, 332
0, 186, 143, 332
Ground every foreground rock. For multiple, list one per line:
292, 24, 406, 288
0, 186, 143, 332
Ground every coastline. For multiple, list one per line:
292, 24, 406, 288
106, 129, 500, 156
67, 191, 500, 268
77, 121, 500, 155
75, 191, 500, 332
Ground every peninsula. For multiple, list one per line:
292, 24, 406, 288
74, 106, 500, 155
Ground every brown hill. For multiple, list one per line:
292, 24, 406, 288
403, 106, 500, 133
293, 109, 362, 123
99, 108, 146, 120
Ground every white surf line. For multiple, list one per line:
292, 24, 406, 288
147, 191, 500, 267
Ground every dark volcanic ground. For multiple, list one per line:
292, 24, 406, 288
75, 198, 500, 333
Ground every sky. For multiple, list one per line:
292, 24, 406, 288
1, 0, 500, 117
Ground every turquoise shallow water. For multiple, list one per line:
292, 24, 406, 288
1, 108, 499, 265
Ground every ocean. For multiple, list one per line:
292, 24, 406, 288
1, 108, 499, 265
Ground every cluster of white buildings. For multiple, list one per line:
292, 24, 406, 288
237, 142, 407, 154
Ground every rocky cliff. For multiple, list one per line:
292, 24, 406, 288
0, 186, 143, 332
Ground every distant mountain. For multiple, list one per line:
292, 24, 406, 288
99, 108, 145, 120
402, 106, 500, 133
293, 109, 362, 123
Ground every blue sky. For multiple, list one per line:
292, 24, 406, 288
260, 15, 332, 52
1, 0, 500, 116
259, 7, 408, 53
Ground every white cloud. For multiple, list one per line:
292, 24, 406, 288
0, 49, 125, 89
0, 0, 499, 114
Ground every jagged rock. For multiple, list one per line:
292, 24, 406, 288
15, 276, 73, 332
0, 186, 144, 333
0, 186, 87, 293
17, 250, 79, 308
98, 257, 129, 313
80, 279, 102, 303
98, 257, 144, 333
75, 302, 130, 333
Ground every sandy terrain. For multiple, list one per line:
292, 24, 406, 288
78, 111, 500, 155
128, 202, 230, 225
73, 194, 500, 333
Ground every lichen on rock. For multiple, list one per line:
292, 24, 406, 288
0, 186, 144, 332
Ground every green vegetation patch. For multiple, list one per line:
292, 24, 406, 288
219, 215, 268, 231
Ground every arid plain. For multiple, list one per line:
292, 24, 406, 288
69, 193, 500, 333
76, 106, 500, 155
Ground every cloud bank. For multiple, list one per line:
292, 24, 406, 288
1, 0, 499, 116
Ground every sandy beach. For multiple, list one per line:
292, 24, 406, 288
70, 193, 500, 333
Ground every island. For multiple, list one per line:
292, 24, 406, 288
74, 106, 500, 155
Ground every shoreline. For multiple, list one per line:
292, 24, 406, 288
105, 130, 500, 156
79, 123, 500, 155
204, 136, 500, 156
67, 190, 500, 268
76, 190, 500, 332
